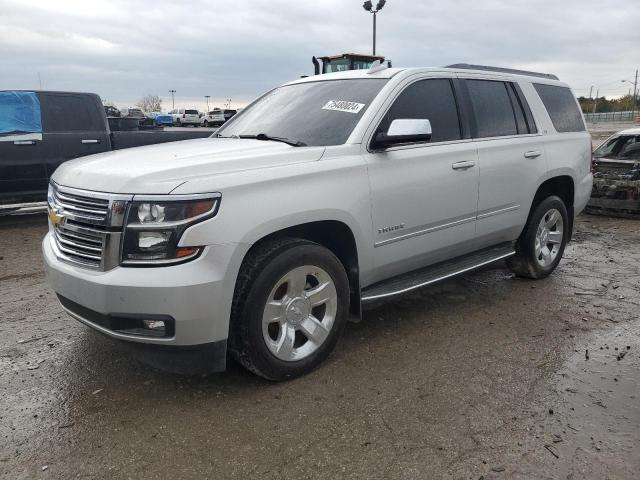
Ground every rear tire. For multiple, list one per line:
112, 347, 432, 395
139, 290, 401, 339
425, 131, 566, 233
230, 238, 350, 381
507, 195, 569, 279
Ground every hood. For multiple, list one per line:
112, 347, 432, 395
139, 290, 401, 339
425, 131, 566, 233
52, 137, 325, 194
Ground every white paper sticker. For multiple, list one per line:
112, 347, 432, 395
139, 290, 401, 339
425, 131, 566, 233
322, 100, 365, 114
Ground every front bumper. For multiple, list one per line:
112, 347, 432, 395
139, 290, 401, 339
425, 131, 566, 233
43, 233, 235, 348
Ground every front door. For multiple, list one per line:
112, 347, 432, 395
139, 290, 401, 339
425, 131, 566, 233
365, 77, 479, 284
0, 91, 47, 203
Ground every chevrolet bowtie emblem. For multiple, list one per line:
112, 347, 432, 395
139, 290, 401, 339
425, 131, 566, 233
48, 208, 64, 225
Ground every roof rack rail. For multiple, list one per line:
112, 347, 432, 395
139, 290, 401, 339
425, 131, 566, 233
446, 63, 559, 81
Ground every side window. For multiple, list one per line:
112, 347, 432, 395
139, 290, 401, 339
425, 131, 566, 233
533, 84, 586, 133
376, 78, 461, 143
466, 80, 518, 138
0, 91, 42, 137
40, 94, 102, 132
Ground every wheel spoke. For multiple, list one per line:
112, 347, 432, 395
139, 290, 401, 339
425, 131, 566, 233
547, 231, 563, 244
263, 300, 284, 325
305, 281, 332, 307
545, 210, 560, 228
299, 315, 330, 346
275, 324, 296, 359
285, 269, 307, 297
534, 239, 542, 258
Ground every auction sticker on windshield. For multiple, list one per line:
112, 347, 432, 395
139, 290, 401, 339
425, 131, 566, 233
322, 100, 366, 114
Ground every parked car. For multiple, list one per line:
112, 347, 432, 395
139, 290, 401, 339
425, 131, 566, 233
587, 127, 640, 216
200, 109, 226, 127
148, 112, 174, 127
120, 107, 146, 119
0, 90, 213, 211
43, 65, 592, 380
169, 108, 200, 126
223, 109, 237, 122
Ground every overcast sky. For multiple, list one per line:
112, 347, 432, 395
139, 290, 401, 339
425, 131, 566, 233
1, 0, 638, 111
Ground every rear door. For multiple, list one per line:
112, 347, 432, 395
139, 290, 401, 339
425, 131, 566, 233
39, 93, 110, 181
462, 78, 546, 247
0, 91, 48, 203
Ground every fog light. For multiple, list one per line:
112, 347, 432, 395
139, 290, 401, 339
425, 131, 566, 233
142, 319, 165, 331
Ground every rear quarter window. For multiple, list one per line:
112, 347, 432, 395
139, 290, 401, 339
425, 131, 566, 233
533, 84, 585, 133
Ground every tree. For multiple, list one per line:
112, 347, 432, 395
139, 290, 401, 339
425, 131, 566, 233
136, 94, 162, 113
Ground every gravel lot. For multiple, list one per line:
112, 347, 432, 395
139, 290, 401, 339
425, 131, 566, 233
1, 212, 638, 479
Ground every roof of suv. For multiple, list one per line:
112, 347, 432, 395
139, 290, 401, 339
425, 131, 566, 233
288, 66, 567, 87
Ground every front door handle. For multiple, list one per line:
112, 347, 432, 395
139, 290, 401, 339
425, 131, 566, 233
451, 160, 475, 170
81, 139, 100, 144
14, 140, 36, 146
524, 150, 541, 159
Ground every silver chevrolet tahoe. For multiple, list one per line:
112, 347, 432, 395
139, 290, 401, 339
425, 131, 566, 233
43, 64, 593, 380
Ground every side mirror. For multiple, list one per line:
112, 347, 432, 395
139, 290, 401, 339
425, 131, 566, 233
374, 119, 432, 148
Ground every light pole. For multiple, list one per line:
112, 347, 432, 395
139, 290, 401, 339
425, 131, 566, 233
169, 89, 176, 110
622, 69, 638, 118
204, 95, 210, 112
363, 0, 387, 56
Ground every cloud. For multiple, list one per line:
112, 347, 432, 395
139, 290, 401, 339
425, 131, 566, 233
0, 0, 638, 110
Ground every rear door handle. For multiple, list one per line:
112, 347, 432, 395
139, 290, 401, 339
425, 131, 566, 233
451, 160, 475, 170
81, 139, 100, 144
14, 140, 36, 146
524, 150, 541, 159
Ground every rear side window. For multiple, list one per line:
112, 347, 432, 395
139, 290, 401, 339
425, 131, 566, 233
40, 94, 102, 132
466, 80, 518, 138
534, 84, 585, 133
376, 78, 461, 143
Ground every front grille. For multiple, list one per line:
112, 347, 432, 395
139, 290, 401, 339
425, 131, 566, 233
51, 188, 110, 224
53, 223, 105, 268
48, 183, 132, 271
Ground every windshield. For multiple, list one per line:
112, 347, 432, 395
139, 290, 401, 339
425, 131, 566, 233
217, 79, 387, 146
594, 134, 640, 160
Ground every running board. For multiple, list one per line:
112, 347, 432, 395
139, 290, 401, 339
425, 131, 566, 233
361, 242, 515, 303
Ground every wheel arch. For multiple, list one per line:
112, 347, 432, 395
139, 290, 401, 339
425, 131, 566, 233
526, 174, 575, 240
235, 219, 364, 321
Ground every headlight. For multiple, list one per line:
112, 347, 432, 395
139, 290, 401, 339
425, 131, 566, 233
121, 194, 220, 266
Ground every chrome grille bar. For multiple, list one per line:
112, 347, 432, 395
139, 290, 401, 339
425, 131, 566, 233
48, 183, 133, 271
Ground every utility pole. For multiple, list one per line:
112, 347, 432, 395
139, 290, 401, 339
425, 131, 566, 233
592, 89, 599, 115
204, 95, 210, 112
621, 70, 638, 119
169, 89, 176, 110
633, 69, 638, 119
363, 1, 387, 56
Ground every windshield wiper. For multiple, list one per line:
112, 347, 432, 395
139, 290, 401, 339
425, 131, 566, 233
239, 133, 306, 147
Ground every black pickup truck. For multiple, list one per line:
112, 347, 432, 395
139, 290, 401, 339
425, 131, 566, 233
0, 90, 212, 212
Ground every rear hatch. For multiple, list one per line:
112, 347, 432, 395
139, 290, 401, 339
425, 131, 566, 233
184, 109, 199, 121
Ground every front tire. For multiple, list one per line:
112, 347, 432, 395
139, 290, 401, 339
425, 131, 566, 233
507, 195, 569, 279
230, 238, 350, 381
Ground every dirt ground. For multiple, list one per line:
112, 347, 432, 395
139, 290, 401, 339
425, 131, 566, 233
0, 213, 639, 480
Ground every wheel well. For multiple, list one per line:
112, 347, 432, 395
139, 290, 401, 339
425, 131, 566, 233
246, 221, 361, 319
529, 175, 575, 239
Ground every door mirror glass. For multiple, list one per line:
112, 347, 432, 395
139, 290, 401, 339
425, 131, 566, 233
375, 118, 432, 148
